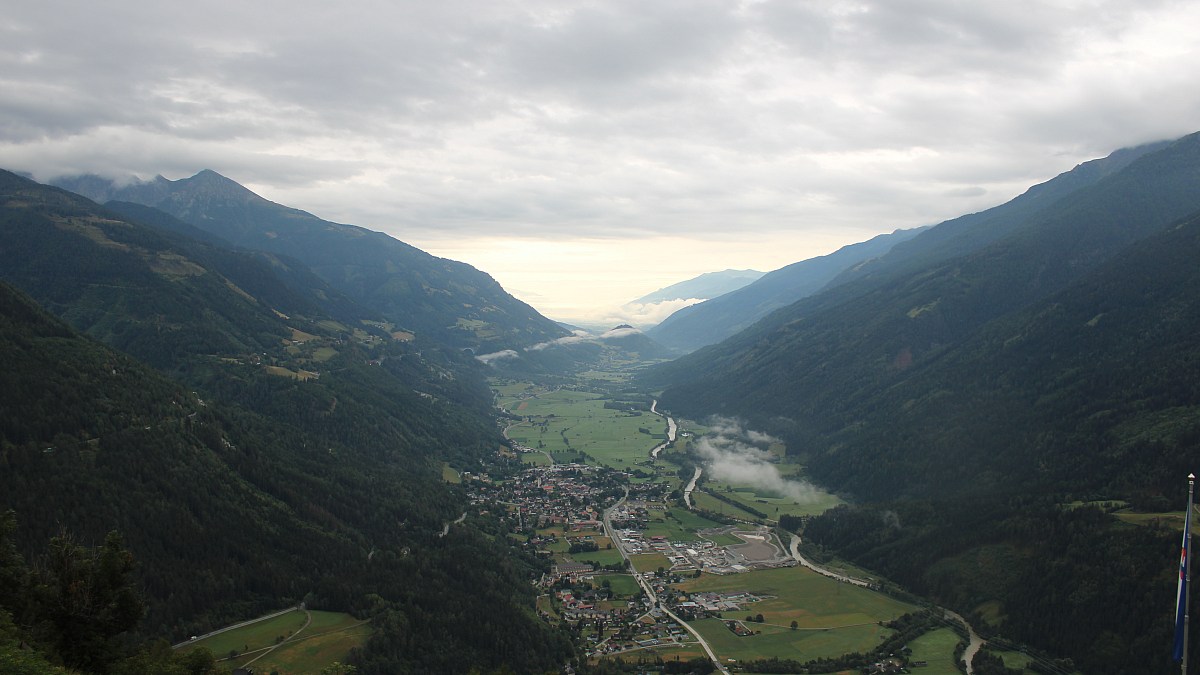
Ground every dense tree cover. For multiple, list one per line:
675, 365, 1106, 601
0, 171, 576, 671
804, 498, 1182, 674
0, 511, 219, 674
652, 134, 1200, 501
640, 133, 1200, 673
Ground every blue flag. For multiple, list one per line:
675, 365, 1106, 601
1175, 502, 1191, 662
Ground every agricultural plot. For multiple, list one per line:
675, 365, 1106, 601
698, 481, 843, 521
598, 573, 642, 598
675, 566, 914, 633
245, 611, 372, 675
906, 627, 965, 674
179, 608, 308, 659
628, 552, 673, 573
573, 547, 625, 567
500, 389, 666, 467
980, 647, 1038, 673
641, 509, 726, 543
688, 616, 891, 662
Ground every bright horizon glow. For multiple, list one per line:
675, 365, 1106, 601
415, 231, 862, 326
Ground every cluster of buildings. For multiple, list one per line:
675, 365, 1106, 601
586, 607, 693, 657
465, 463, 622, 531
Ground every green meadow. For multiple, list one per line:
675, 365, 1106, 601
499, 388, 666, 467
906, 627, 964, 675
178, 610, 370, 673
698, 479, 843, 522
179, 608, 308, 658
244, 612, 372, 675
674, 566, 916, 663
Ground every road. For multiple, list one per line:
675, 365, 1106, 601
439, 511, 467, 537
602, 489, 731, 675
788, 534, 870, 588
172, 605, 301, 649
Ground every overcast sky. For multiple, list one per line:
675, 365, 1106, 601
3, 1, 1199, 326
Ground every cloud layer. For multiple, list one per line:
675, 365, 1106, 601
3, 1, 1199, 320
694, 417, 822, 504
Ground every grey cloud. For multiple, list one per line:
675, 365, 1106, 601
2, 0, 1199, 254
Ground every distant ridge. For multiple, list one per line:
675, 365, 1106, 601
630, 269, 764, 306
647, 227, 923, 352
53, 170, 570, 352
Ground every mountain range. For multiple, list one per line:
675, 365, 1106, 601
6, 128, 1200, 673
53, 170, 569, 353
0, 170, 571, 673
647, 227, 924, 352
642, 132, 1200, 673
629, 269, 764, 307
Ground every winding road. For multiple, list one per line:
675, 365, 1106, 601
788, 534, 870, 588
602, 489, 731, 675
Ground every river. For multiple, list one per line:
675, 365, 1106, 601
649, 399, 678, 458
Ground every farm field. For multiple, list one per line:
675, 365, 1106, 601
239, 611, 372, 675
178, 609, 369, 673
179, 608, 307, 659
641, 509, 726, 543
676, 566, 914, 630
497, 387, 665, 467
906, 627, 965, 674
698, 481, 843, 521
982, 646, 1038, 673
687, 616, 891, 663
598, 573, 641, 598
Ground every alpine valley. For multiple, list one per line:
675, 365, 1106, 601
1, 132, 1199, 675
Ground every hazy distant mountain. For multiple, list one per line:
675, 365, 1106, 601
647, 228, 923, 352
53, 170, 570, 352
630, 269, 764, 306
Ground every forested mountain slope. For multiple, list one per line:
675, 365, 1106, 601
650, 133, 1200, 498
642, 133, 1200, 675
54, 170, 569, 351
0, 173, 572, 672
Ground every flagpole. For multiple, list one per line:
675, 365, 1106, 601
1185, 473, 1194, 675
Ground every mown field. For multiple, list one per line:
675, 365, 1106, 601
674, 566, 916, 663
497, 387, 666, 467
177, 609, 370, 673
239, 611, 372, 675
179, 608, 307, 658
906, 627, 963, 674
696, 480, 844, 521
